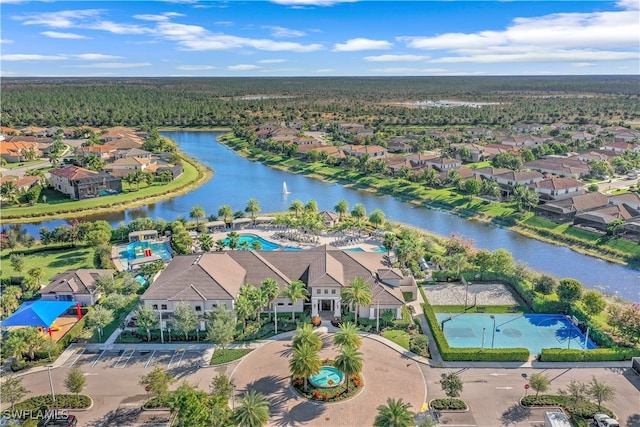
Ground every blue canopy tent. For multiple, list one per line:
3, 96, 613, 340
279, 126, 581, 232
0, 301, 76, 328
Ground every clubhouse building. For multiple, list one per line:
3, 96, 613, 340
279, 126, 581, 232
141, 245, 416, 322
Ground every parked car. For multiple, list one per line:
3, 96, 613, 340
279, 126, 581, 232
593, 414, 620, 427
36, 415, 77, 427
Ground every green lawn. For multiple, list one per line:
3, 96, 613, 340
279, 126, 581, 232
2, 160, 49, 170
210, 348, 253, 365
1, 246, 95, 282
1, 157, 204, 222
381, 329, 410, 350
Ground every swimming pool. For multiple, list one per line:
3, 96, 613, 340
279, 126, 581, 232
435, 313, 598, 354
224, 234, 300, 251
119, 241, 173, 269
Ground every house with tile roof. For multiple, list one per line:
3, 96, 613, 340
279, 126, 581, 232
0, 141, 42, 163
535, 192, 609, 223
574, 204, 640, 232
40, 269, 115, 306
527, 177, 585, 201
141, 245, 414, 322
50, 165, 122, 200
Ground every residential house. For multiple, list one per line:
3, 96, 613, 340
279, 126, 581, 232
0, 141, 42, 163
499, 135, 545, 147
492, 170, 544, 198
608, 193, 640, 210
115, 147, 153, 159
602, 141, 640, 153
77, 144, 118, 160
422, 156, 461, 171
523, 158, 590, 178
50, 165, 122, 200
387, 136, 417, 153
104, 157, 153, 176
512, 123, 545, 133
340, 144, 388, 159
451, 143, 490, 162
570, 131, 596, 142
535, 192, 609, 223
528, 177, 585, 201
574, 204, 640, 232
141, 246, 415, 323
0, 176, 41, 195
39, 269, 115, 306
320, 211, 340, 227
472, 167, 511, 181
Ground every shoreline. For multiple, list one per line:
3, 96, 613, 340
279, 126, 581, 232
0, 147, 213, 225
219, 134, 638, 269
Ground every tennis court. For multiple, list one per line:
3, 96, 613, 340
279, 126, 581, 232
435, 313, 598, 354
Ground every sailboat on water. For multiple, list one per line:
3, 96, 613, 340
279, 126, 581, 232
282, 181, 291, 195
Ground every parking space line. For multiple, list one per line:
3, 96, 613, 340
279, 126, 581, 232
69, 348, 85, 367
144, 350, 156, 368
114, 348, 135, 368
168, 349, 184, 369
121, 348, 136, 368
176, 350, 187, 367
91, 350, 106, 368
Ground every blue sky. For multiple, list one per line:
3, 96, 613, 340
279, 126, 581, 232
1, 0, 638, 77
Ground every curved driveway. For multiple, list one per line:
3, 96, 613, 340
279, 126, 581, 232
230, 335, 427, 427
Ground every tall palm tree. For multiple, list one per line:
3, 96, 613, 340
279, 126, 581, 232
373, 398, 416, 427
233, 389, 270, 427
288, 200, 304, 217
282, 280, 308, 322
226, 231, 240, 250
245, 198, 261, 220
334, 346, 363, 392
292, 323, 322, 351
0, 181, 19, 205
261, 278, 280, 321
334, 199, 349, 222
333, 322, 361, 350
189, 205, 205, 226
218, 204, 233, 225
369, 209, 386, 229
304, 199, 318, 212
341, 277, 372, 325
289, 342, 322, 392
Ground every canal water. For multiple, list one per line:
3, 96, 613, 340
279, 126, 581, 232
10, 131, 639, 302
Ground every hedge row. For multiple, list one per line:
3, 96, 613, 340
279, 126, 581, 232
540, 347, 640, 362
521, 394, 614, 419
419, 286, 530, 362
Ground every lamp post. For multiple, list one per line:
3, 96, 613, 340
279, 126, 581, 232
464, 281, 471, 310
481, 327, 486, 350
47, 366, 56, 403
274, 303, 278, 335
158, 309, 164, 343
490, 315, 496, 349
376, 300, 380, 333
231, 383, 236, 410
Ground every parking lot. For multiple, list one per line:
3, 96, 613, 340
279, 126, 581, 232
65, 347, 205, 370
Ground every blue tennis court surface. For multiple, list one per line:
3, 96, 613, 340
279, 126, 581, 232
435, 313, 598, 354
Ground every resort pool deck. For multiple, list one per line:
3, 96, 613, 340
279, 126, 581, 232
118, 241, 173, 269
435, 313, 598, 354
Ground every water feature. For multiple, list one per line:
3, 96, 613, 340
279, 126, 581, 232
282, 181, 291, 195
309, 366, 345, 388
7, 131, 638, 301
118, 241, 173, 270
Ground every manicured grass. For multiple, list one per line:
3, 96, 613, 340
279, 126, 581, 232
210, 348, 253, 365
2, 160, 48, 170
89, 297, 140, 343
1, 155, 208, 223
0, 246, 95, 282
381, 329, 410, 350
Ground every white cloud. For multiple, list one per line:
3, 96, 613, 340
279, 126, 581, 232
400, 7, 639, 65
1, 54, 68, 61
134, 12, 184, 22
270, 0, 357, 6
176, 64, 217, 70
41, 31, 89, 39
258, 59, 287, 64
363, 54, 429, 62
262, 25, 306, 38
75, 62, 152, 68
74, 53, 123, 60
0, 39, 14, 44
370, 67, 485, 76
572, 62, 596, 68
616, 0, 639, 10
334, 38, 392, 52
228, 64, 262, 71
155, 22, 323, 52
314, 68, 335, 73
15, 9, 103, 29
214, 21, 233, 26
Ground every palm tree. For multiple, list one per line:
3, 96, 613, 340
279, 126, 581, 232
0, 181, 19, 205
304, 199, 318, 212
382, 233, 397, 256
282, 280, 308, 322
226, 231, 240, 250
334, 346, 363, 392
350, 203, 367, 220
218, 204, 233, 225
198, 233, 214, 252
245, 198, 261, 220
333, 322, 361, 349
233, 390, 270, 427
334, 199, 349, 222
369, 209, 386, 229
288, 200, 304, 217
292, 323, 322, 351
235, 294, 253, 332
261, 278, 280, 321
189, 205, 205, 226
341, 277, 372, 325
373, 398, 416, 427
512, 185, 539, 212
289, 342, 322, 392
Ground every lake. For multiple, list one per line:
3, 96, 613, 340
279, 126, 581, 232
10, 131, 639, 302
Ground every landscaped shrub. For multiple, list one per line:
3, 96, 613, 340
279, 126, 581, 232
540, 347, 640, 362
409, 334, 429, 357
8, 394, 91, 416
430, 398, 467, 410
521, 395, 614, 419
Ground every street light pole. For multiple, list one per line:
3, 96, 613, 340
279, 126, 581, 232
47, 366, 56, 403
376, 300, 380, 333
274, 303, 278, 335
490, 315, 496, 349
481, 327, 486, 350
158, 309, 164, 343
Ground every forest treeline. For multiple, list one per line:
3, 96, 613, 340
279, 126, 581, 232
2, 76, 639, 129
